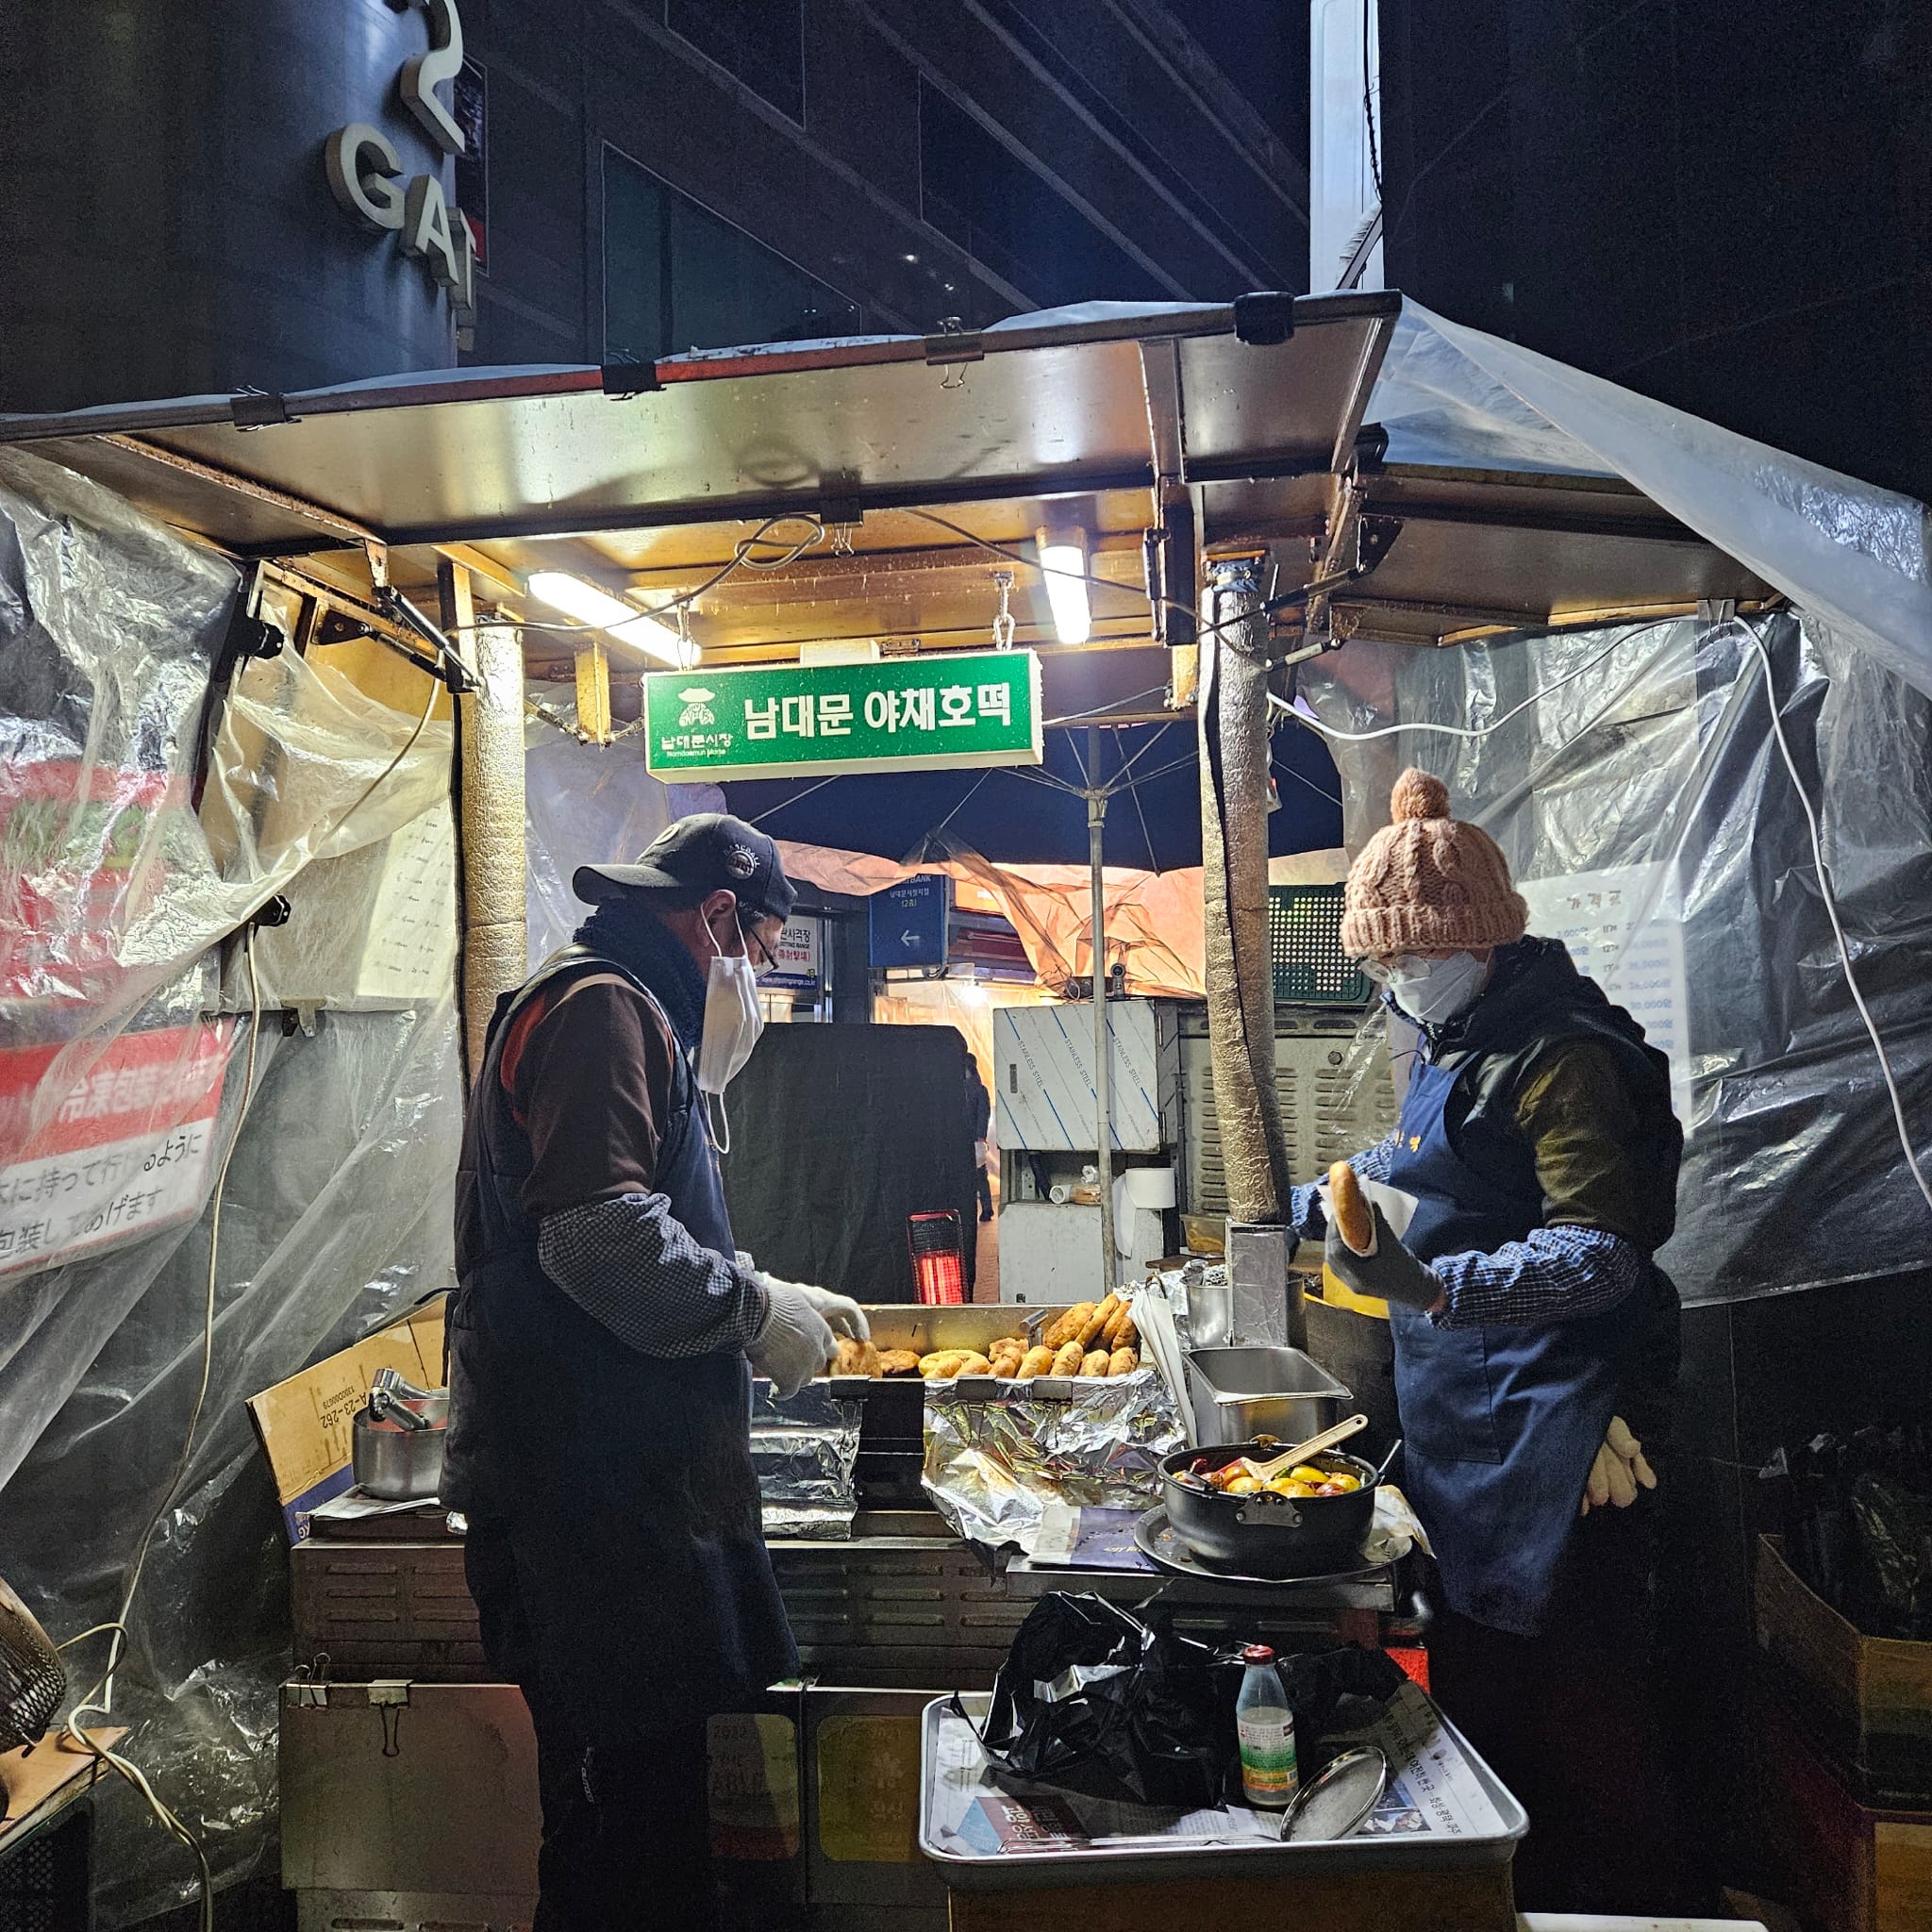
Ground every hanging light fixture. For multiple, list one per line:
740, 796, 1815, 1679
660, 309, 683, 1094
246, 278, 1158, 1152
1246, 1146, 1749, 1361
526, 571, 684, 665
1035, 527, 1091, 645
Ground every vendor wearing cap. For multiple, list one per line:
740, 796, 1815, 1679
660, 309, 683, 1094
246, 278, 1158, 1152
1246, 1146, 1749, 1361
443, 813, 867, 1932
1292, 770, 1683, 1911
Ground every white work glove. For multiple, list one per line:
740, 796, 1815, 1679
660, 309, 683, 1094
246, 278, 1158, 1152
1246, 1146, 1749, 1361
757, 1274, 869, 1343
749, 1280, 840, 1399
1580, 1414, 1658, 1516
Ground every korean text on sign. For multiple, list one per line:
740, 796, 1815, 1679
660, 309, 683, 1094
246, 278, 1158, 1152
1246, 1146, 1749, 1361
744, 683, 1010, 741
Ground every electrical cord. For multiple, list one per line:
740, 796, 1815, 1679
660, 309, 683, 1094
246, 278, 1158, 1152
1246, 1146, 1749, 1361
59, 932, 261, 1932
469, 512, 827, 639
56, 655, 440, 1927
1280, 606, 1931, 1218
901, 508, 1356, 642
1270, 614, 1682, 741
1730, 617, 1932, 1218
1362, 0, 1384, 203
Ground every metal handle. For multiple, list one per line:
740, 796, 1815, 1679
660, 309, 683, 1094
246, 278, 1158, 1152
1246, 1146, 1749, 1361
374, 1368, 437, 1404
368, 1387, 430, 1431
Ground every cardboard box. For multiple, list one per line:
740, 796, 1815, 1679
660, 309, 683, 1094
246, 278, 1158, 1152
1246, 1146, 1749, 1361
1756, 1534, 1932, 1800
247, 1297, 446, 1542
1760, 1695, 1932, 1932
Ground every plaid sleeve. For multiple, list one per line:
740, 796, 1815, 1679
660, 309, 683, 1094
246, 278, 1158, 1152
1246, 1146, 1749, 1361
1289, 1130, 1402, 1239
1431, 1223, 1641, 1328
537, 1194, 770, 1358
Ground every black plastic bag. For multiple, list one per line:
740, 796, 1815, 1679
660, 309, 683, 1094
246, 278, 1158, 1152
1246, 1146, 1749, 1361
967, 1592, 1410, 1811
1849, 1473, 1932, 1641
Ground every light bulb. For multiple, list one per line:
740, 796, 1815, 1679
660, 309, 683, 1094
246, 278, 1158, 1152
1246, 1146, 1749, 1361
1036, 531, 1091, 645
526, 571, 683, 665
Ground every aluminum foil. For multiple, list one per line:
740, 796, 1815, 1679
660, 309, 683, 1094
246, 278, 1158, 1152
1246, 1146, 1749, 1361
751, 1382, 861, 1540
922, 1371, 1186, 1555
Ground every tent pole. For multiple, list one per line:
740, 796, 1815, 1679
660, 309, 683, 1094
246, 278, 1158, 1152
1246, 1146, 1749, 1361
1089, 724, 1116, 1291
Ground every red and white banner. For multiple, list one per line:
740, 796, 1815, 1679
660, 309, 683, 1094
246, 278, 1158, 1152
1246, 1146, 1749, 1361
0, 1022, 232, 1276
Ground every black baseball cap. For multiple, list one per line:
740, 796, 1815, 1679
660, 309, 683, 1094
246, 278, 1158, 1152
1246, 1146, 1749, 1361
574, 812, 797, 922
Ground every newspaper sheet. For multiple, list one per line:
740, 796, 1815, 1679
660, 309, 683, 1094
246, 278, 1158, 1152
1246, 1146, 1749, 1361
929, 1682, 1507, 1859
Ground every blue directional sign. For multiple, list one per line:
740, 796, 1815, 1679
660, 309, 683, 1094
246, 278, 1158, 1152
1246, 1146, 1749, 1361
869, 874, 949, 969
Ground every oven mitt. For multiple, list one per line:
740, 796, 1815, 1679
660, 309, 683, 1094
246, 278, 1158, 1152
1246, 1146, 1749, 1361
1579, 1414, 1658, 1515
1324, 1204, 1444, 1314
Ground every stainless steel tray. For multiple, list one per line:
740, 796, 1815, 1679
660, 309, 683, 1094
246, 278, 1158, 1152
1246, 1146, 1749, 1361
918, 1692, 1528, 1889
1133, 1506, 1384, 1590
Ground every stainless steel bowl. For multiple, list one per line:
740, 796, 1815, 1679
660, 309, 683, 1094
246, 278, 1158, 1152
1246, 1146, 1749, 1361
351, 1396, 447, 1501
1185, 1345, 1351, 1447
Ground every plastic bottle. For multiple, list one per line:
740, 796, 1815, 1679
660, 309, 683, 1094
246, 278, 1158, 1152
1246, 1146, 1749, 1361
1235, 1643, 1298, 1808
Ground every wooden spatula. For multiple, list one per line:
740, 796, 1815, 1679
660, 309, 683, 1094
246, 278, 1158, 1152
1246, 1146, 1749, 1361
1236, 1412, 1369, 1483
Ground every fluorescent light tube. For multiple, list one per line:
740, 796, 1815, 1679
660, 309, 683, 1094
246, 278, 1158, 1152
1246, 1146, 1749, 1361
1036, 532, 1091, 645
526, 570, 684, 665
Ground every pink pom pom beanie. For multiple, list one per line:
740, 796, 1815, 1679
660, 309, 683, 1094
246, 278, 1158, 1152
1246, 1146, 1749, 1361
1340, 768, 1529, 957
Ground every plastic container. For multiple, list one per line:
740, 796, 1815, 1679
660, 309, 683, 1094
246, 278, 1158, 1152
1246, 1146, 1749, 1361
1236, 1643, 1298, 1807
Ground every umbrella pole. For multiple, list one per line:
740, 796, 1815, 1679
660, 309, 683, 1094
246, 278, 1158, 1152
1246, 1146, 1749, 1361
1089, 725, 1116, 1290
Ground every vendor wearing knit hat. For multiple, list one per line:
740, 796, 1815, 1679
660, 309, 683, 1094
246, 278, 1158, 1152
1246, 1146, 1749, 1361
1292, 768, 1685, 1913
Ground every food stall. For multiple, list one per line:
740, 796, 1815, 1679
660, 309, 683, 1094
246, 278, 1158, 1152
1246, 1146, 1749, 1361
1, 291, 1927, 1928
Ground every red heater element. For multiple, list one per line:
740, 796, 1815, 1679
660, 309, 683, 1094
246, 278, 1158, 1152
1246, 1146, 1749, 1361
908, 1210, 967, 1306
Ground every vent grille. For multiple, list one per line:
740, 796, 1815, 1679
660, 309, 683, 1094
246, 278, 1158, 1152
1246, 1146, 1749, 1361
1183, 1024, 1396, 1215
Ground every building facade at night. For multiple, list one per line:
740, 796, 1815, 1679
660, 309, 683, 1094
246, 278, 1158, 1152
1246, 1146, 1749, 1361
0, 0, 1308, 413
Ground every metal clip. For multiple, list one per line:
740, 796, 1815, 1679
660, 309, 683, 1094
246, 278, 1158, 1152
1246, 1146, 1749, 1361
991, 570, 1016, 650
924, 325, 982, 390
368, 1679, 410, 1757
229, 388, 293, 430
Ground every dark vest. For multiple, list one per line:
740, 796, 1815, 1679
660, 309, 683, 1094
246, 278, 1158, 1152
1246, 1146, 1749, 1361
1384, 938, 1682, 1637
441, 947, 796, 1733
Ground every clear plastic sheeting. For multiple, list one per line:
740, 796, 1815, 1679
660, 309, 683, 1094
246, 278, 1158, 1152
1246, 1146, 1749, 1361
1297, 608, 1932, 1305
0, 449, 461, 1923
1373, 304, 1932, 702
922, 1374, 1185, 1556
524, 712, 724, 966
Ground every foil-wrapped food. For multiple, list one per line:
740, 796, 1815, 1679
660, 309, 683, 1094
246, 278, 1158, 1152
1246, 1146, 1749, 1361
750, 1381, 862, 1540
921, 1370, 1185, 1555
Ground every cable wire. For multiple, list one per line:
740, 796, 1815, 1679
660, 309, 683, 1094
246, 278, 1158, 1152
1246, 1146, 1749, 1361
1362, 0, 1384, 203
62, 934, 262, 1932
1272, 615, 1682, 742
332, 666, 444, 841
58, 655, 441, 1928
902, 508, 1351, 642
468, 513, 827, 638
1731, 618, 1932, 1218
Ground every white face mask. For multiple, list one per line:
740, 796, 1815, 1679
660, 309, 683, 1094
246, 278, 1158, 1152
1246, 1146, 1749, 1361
695, 921, 765, 1151
1381, 951, 1491, 1025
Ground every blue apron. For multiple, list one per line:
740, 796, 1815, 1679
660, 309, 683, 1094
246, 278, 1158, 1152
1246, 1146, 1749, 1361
441, 947, 797, 1735
1387, 1057, 1640, 1637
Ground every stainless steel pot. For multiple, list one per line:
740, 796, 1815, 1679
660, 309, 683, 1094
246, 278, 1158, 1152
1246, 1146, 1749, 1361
351, 1392, 447, 1501
1185, 1345, 1351, 1447
1159, 1442, 1379, 1576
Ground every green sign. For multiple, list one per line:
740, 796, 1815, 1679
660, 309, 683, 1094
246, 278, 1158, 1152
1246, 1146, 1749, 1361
642, 650, 1043, 781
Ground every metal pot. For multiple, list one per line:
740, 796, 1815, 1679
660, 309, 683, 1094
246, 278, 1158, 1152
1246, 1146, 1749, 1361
1159, 1441, 1378, 1577
351, 1396, 447, 1501
1185, 1345, 1351, 1448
